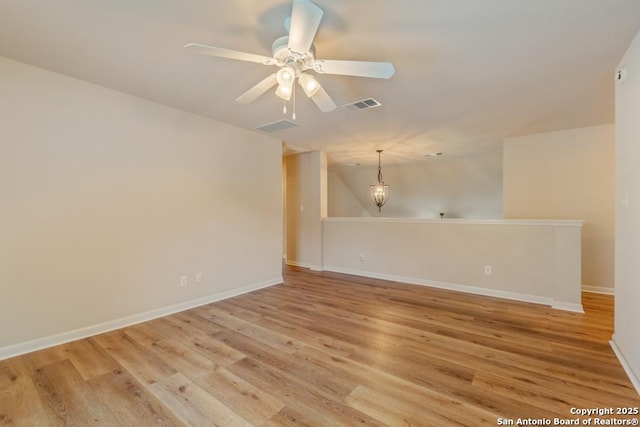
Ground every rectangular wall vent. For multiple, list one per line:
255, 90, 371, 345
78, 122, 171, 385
342, 98, 381, 111
255, 119, 298, 133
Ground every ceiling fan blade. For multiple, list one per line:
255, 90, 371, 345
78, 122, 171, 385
311, 85, 337, 112
288, 0, 323, 54
184, 43, 275, 65
236, 74, 278, 104
313, 60, 395, 79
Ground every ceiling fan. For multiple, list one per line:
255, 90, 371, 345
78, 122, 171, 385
185, 0, 395, 116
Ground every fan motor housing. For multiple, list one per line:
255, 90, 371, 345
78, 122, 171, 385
272, 36, 315, 65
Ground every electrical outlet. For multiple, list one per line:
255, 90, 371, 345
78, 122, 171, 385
196, 272, 204, 283
179, 275, 188, 287
484, 265, 492, 275
359, 253, 365, 263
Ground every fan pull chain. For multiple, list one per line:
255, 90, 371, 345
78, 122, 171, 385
283, 99, 287, 114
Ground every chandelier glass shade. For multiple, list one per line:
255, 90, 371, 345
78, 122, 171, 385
276, 66, 295, 86
275, 66, 295, 101
298, 73, 320, 97
370, 149, 389, 212
275, 84, 293, 100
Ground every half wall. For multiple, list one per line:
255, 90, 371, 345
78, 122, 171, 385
323, 218, 583, 311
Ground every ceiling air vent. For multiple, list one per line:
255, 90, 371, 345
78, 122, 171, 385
342, 98, 381, 111
255, 119, 298, 133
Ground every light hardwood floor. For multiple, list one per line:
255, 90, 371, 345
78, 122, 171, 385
1, 266, 638, 426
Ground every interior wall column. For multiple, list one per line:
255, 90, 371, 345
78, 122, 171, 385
284, 150, 327, 271
309, 150, 327, 270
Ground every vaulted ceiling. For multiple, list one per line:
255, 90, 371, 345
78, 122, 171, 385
1, 1, 639, 165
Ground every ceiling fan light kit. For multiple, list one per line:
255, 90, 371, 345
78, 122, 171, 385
185, 0, 395, 119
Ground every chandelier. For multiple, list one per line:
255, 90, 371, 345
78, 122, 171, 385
370, 150, 390, 212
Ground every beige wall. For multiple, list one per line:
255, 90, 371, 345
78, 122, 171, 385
329, 151, 503, 218
327, 170, 370, 217
503, 124, 614, 292
614, 28, 640, 393
323, 218, 583, 311
0, 57, 283, 354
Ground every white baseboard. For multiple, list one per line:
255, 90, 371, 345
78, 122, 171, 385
610, 336, 640, 395
286, 260, 323, 271
551, 301, 584, 313
582, 285, 615, 295
323, 266, 583, 312
0, 277, 283, 362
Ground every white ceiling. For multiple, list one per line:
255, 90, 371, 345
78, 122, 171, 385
1, 1, 639, 165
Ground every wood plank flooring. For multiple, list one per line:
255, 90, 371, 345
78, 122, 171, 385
1, 266, 638, 426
